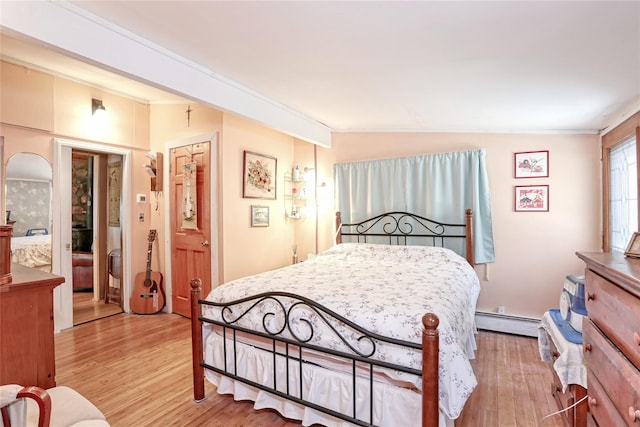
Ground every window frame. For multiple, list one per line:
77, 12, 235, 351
602, 111, 640, 252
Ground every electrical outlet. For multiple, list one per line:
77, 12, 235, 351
497, 305, 505, 314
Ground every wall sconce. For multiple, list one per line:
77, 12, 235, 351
91, 98, 106, 116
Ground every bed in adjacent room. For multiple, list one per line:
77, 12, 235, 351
191, 210, 479, 427
10, 234, 52, 272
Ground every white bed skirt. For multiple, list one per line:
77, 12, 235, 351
204, 332, 453, 427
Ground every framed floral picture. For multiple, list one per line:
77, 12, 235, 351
514, 150, 549, 178
243, 151, 277, 199
515, 185, 549, 212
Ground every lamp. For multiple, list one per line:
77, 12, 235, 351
91, 98, 106, 116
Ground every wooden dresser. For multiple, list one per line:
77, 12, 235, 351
0, 263, 64, 389
576, 252, 640, 426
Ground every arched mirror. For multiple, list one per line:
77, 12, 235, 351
5, 152, 53, 271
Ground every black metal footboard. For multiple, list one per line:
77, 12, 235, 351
197, 291, 424, 427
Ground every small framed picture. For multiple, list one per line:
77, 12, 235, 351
250, 205, 269, 227
515, 185, 549, 212
514, 150, 549, 178
625, 232, 640, 258
243, 151, 277, 199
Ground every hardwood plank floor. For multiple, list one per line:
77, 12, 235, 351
54, 313, 566, 427
73, 291, 122, 325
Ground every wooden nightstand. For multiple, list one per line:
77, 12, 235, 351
539, 311, 587, 427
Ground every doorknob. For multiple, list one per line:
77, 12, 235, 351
200, 240, 209, 247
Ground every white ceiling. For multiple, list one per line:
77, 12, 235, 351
1, 1, 639, 135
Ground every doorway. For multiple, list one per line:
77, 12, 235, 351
53, 138, 132, 332
70, 150, 123, 325
166, 133, 218, 318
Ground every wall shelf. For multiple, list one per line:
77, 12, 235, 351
284, 170, 309, 219
145, 152, 163, 192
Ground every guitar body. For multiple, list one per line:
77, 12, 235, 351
130, 229, 166, 315
130, 271, 165, 314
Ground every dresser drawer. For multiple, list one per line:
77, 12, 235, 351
585, 269, 640, 369
586, 368, 628, 427
583, 320, 640, 426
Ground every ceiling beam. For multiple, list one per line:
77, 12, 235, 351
0, 1, 332, 147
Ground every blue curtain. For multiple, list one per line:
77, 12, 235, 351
334, 149, 495, 263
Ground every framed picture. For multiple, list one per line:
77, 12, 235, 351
515, 185, 549, 212
514, 150, 549, 178
107, 161, 122, 226
251, 205, 269, 227
243, 151, 277, 199
625, 232, 640, 258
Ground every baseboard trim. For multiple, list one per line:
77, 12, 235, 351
475, 311, 541, 337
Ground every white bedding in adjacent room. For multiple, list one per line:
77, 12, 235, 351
10, 235, 52, 271
202, 243, 480, 422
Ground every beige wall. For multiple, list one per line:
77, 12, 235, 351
220, 114, 297, 281
149, 103, 224, 285
150, 103, 317, 284
146, 109, 334, 284
331, 132, 602, 318
1, 58, 604, 321
0, 59, 321, 309
0, 62, 154, 276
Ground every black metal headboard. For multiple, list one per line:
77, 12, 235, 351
335, 210, 474, 265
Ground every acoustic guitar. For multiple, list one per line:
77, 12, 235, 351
131, 229, 165, 314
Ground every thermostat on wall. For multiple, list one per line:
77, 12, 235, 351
136, 194, 147, 203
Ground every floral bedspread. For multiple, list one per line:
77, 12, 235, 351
203, 243, 480, 418
11, 235, 52, 270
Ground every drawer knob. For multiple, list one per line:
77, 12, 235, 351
583, 343, 592, 352
587, 292, 595, 301
629, 407, 640, 422
634, 332, 640, 346
589, 397, 598, 408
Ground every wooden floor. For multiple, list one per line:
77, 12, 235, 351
73, 291, 123, 325
55, 313, 565, 427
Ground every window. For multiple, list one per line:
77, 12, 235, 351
609, 136, 637, 252
602, 112, 640, 252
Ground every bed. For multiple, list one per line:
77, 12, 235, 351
190, 210, 478, 427
10, 234, 52, 272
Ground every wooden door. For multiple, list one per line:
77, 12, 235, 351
170, 142, 211, 317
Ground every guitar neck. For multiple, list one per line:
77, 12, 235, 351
145, 230, 156, 281
145, 244, 153, 280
